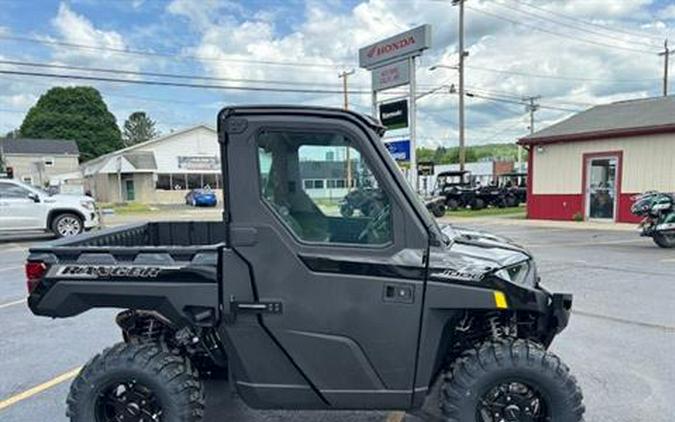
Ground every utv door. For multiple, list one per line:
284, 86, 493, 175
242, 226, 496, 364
221, 108, 430, 410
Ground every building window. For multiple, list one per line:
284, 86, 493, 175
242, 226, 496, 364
22, 176, 33, 185
156, 174, 171, 190
187, 174, 201, 189
43, 157, 54, 167
303, 179, 326, 189
171, 174, 186, 190
203, 174, 217, 189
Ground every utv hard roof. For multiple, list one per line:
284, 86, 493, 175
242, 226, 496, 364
218, 105, 386, 137
437, 170, 471, 177
499, 172, 527, 177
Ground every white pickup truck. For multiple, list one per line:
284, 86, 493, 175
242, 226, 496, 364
0, 179, 99, 237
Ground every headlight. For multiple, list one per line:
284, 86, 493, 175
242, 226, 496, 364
80, 201, 95, 210
494, 260, 537, 287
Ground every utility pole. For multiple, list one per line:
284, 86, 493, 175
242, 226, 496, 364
339, 69, 355, 189
453, 0, 467, 172
658, 39, 673, 96
522, 96, 540, 173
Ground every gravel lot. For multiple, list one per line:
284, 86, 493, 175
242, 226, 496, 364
0, 213, 673, 421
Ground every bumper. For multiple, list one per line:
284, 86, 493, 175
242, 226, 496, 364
83, 210, 100, 229
195, 198, 217, 206
548, 293, 573, 334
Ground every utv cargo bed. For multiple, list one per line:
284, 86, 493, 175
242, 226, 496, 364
27, 221, 226, 324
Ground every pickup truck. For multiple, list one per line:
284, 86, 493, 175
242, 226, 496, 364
0, 178, 99, 237
27, 106, 584, 422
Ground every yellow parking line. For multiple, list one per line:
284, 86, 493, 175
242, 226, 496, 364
0, 367, 82, 412
386, 411, 406, 422
0, 299, 25, 310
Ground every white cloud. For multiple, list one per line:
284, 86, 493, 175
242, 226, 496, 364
47, 3, 142, 72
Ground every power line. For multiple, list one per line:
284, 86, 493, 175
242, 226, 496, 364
512, 0, 664, 43
466, 5, 655, 55
465, 91, 582, 113
0, 34, 348, 70
465, 63, 659, 83
0, 69, 586, 114
494, 0, 659, 49
0, 69, 371, 95
472, 114, 528, 144
0, 59, 351, 88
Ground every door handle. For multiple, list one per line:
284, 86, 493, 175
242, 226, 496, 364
383, 283, 414, 304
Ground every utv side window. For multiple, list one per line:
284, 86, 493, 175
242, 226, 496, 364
256, 130, 392, 245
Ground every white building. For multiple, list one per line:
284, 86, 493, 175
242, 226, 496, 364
82, 125, 221, 203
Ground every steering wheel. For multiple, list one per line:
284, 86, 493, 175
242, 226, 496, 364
358, 204, 391, 242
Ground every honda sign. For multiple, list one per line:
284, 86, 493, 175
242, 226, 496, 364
359, 25, 432, 69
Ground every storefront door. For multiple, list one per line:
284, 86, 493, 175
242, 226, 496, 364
125, 179, 135, 201
585, 155, 618, 220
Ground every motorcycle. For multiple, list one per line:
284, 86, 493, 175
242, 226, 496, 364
631, 191, 675, 248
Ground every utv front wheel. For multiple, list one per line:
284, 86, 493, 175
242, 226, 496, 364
67, 342, 205, 422
441, 339, 584, 422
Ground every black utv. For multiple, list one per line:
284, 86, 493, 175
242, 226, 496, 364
498, 172, 528, 207
26, 106, 584, 422
434, 170, 484, 210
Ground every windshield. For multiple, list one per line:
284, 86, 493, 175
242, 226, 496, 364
14, 180, 48, 196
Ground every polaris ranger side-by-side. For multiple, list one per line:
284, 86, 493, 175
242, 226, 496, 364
26, 107, 584, 422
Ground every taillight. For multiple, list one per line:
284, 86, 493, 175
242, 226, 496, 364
25, 261, 47, 294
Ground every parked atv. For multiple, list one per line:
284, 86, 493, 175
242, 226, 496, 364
631, 191, 675, 248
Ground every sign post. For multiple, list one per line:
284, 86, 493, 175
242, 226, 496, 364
409, 56, 417, 190
359, 24, 431, 191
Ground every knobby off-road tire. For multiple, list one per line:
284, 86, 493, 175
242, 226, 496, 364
441, 339, 584, 422
432, 204, 447, 218
67, 342, 205, 422
652, 232, 675, 248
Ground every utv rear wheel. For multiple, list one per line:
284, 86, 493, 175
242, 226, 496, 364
653, 232, 675, 248
67, 342, 205, 422
447, 199, 460, 211
441, 339, 584, 422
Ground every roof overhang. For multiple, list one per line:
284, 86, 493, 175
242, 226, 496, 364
518, 123, 675, 146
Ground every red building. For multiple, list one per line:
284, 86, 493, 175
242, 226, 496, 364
518, 97, 675, 223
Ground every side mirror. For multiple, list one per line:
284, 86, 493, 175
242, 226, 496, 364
27, 193, 40, 203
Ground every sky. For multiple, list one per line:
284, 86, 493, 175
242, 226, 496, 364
1, 0, 675, 149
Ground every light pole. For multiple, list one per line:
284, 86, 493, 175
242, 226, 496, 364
429, 63, 465, 169
453, 0, 467, 171
339, 69, 356, 189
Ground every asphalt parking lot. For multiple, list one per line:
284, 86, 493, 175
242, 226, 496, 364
0, 217, 673, 422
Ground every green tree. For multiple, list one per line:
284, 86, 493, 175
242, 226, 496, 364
19, 86, 122, 160
122, 111, 159, 147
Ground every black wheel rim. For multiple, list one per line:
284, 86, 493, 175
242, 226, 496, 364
95, 380, 163, 422
477, 380, 550, 422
